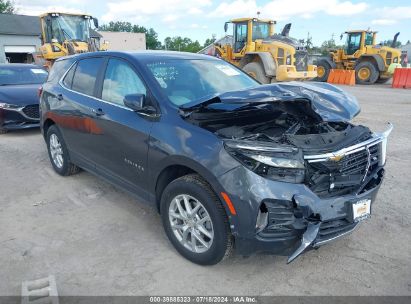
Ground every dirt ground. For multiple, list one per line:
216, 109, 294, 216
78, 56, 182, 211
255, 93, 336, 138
0, 84, 410, 296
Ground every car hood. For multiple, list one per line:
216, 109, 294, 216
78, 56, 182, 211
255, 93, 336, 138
0, 84, 40, 106
181, 82, 360, 122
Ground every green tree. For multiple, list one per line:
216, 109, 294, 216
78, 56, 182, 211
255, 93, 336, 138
203, 37, 216, 48
0, 0, 16, 13
164, 36, 202, 53
319, 35, 342, 55
99, 21, 162, 50
380, 39, 402, 48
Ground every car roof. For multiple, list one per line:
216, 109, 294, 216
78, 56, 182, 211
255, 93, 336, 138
0, 63, 45, 69
56, 50, 220, 63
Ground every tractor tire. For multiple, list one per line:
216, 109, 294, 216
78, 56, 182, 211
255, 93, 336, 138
355, 61, 379, 84
243, 62, 270, 84
315, 59, 331, 82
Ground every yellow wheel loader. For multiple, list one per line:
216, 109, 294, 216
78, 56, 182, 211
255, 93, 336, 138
316, 30, 402, 84
205, 18, 317, 83
38, 12, 108, 69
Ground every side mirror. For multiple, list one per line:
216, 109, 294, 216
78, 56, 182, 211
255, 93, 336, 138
124, 94, 145, 111
124, 94, 156, 114
93, 18, 99, 29
224, 22, 228, 33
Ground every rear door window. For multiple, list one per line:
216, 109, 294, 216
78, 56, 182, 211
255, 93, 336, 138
72, 57, 104, 96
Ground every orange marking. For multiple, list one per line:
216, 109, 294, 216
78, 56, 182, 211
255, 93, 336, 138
221, 192, 237, 215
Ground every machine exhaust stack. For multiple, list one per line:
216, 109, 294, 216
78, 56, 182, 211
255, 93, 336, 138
281, 23, 291, 37
391, 32, 400, 48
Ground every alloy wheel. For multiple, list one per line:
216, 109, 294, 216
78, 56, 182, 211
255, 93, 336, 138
49, 133, 64, 168
168, 194, 214, 253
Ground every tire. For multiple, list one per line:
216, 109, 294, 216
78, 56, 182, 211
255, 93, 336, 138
160, 174, 233, 265
46, 125, 80, 176
315, 59, 331, 82
242, 62, 270, 84
355, 61, 379, 84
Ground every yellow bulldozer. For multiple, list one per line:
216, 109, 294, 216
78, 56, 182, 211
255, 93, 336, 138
316, 30, 402, 84
38, 12, 107, 69
206, 17, 317, 83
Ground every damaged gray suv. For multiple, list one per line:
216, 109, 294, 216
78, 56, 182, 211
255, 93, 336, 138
40, 51, 392, 265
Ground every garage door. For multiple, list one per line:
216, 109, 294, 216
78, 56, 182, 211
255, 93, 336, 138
4, 45, 36, 53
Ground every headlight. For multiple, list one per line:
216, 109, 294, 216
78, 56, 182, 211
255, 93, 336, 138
286, 55, 292, 65
0, 102, 20, 109
224, 140, 305, 183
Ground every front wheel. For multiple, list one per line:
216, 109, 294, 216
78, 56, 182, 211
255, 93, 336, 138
315, 59, 331, 82
355, 61, 379, 84
242, 62, 270, 84
160, 174, 233, 265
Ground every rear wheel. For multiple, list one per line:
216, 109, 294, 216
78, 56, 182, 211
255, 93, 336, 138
355, 61, 379, 84
46, 125, 80, 176
160, 174, 233, 265
242, 62, 270, 84
315, 59, 331, 82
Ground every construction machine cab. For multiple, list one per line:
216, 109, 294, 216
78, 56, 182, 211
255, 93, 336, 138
38, 12, 105, 69
225, 18, 275, 54
342, 30, 376, 56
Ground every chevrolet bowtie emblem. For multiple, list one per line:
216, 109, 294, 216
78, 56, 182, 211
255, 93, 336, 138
329, 154, 344, 162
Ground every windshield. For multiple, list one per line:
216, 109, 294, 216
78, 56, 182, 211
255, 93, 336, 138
0, 67, 48, 86
252, 22, 270, 40
146, 59, 258, 106
51, 15, 90, 42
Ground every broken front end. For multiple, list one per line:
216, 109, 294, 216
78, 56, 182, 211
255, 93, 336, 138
182, 82, 393, 262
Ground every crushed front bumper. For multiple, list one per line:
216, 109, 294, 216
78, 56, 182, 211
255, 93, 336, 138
218, 124, 392, 263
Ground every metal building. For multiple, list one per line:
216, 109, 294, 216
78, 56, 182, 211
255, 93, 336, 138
0, 13, 41, 64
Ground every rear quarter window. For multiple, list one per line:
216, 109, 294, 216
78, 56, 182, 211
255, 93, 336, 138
47, 59, 73, 83
71, 57, 104, 96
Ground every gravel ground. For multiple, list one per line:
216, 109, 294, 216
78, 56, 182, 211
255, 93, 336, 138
0, 84, 410, 296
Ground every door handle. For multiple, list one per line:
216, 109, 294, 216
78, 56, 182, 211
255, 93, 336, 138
92, 108, 105, 116
56, 94, 63, 101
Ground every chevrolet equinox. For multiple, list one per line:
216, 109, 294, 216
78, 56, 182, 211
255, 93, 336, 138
40, 51, 392, 265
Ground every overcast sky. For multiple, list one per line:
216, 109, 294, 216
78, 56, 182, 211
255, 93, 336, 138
13, 0, 411, 46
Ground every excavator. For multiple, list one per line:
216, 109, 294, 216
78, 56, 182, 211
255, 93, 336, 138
199, 17, 317, 83
37, 12, 107, 69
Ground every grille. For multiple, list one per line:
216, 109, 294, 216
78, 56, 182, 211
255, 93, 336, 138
306, 143, 380, 197
22, 104, 40, 119
316, 219, 358, 244
294, 51, 308, 71
277, 48, 285, 65
258, 200, 299, 241
386, 52, 392, 65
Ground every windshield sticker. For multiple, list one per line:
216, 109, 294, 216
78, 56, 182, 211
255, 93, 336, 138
156, 77, 168, 88
31, 69, 47, 74
215, 65, 240, 76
